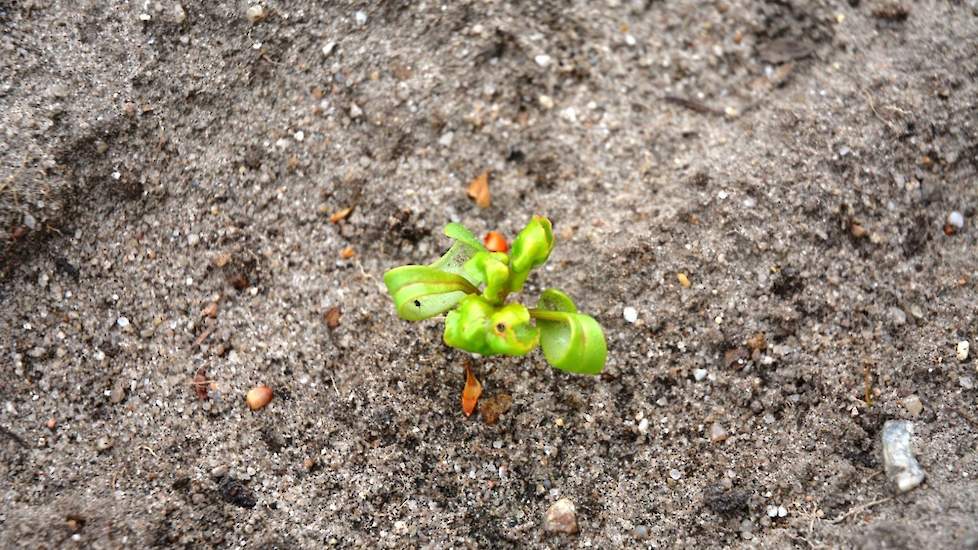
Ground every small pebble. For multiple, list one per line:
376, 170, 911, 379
693, 368, 707, 381
632, 525, 649, 539
245, 384, 274, 410
710, 423, 729, 443
669, 468, 682, 480
543, 498, 578, 534
538, 95, 554, 110
438, 131, 454, 147
961, 376, 975, 390
109, 383, 126, 404
322, 41, 336, 57
534, 54, 552, 67
349, 103, 363, 118
245, 5, 266, 23
956, 340, 970, 361
117, 317, 130, 328
766, 505, 778, 518
623, 306, 638, 323
173, 4, 187, 24
210, 464, 229, 478
354, 10, 367, 26
637, 418, 649, 434
96, 437, 113, 451
901, 395, 923, 417
947, 211, 964, 229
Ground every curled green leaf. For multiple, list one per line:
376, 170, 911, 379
537, 288, 578, 314
531, 307, 606, 375
384, 265, 479, 321
431, 223, 488, 285
508, 215, 555, 291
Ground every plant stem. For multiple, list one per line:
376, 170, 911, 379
528, 309, 566, 321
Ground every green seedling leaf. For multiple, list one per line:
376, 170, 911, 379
531, 306, 607, 375
537, 288, 577, 314
445, 296, 540, 356
464, 251, 511, 305
384, 265, 479, 321
430, 223, 488, 285
508, 215, 555, 291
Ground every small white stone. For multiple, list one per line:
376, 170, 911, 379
717, 190, 728, 200
637, 418, 649, 434
961, 376, 975, 390
534, 54, 552, 67
956, 340, 969, 361
901, 395, 923, 417
139, 13, 152, 21
173, 4, 187, 24
560, 107, 577, 123
778, 506, 788, 518
245, 5, 266, 23
322, 41, 336, 57
350, 103, 363, 118
947, 211, 964, 229
624, 34, 636, 46
294, 130, 304, 142
766, 505, 778, 518
623, 306, 638, 323
117, 317, 130, 328
187, 233, 199, 246
354, 10, 367, 25
438, 131, 454, 147
538, 94, 554, 110
693, 369, 707, 382
669, 468, 682, 480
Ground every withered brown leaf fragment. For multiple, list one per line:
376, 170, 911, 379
461, 363, 483, 417
466, 171, 491, 209
324, 306, 341, 330
193, 367, 209, 400
480, 394, 513, 425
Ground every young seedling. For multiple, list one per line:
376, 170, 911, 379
384, 216, 607, 395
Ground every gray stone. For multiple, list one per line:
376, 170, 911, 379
881, 420, 925, 493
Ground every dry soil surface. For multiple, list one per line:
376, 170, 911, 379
2, 1, 978, 548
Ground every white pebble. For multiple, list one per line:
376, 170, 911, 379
354, 10, 367, 25
117, 317, 130, 328
538, 95, 554, 110
947, 211, 964, 229
623, 306, 638, 323
778, 506, 788, 518
560, 107, 577, 123
669, 469, 682, 480
624, 34, 636, 46
438, 131, 454, 147
139, 13, 152, 21
350, 103, 363, 118
956, 340, 969, 361
322, 41, 336, 57
534, 54, 552, 67
637, 418, 649, 434
693, 369, 707, 381
766, 505, 778, 518
294, 130, 304, 142
173, 4, 187, 24
245, 5, 266, 23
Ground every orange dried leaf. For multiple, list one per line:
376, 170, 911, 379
461, 364, 483, 417
467, 171, 491, 209
329, 206, 354, 224
483, 231, 508, 253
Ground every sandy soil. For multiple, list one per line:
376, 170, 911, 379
2, 1, 977, 548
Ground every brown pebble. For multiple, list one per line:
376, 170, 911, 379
677, 272, 691, 288
302, 457, 316, 471
746, 332, 767, 352
850, 222, 868, 238
201, 302, 219, 318
227, 273, 249, 290
246, 385, 273, 411
46, 418, 57, 430
480, 394, 513, 425
723, 347, 748, 368
212, 252, 232, 268
543, 498, 578, 534
324, 306, 342, 330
